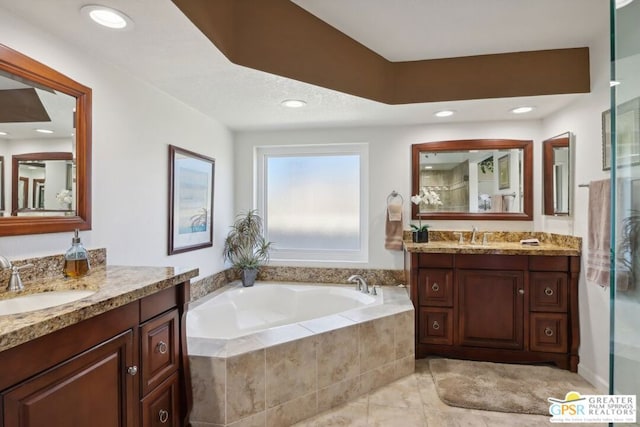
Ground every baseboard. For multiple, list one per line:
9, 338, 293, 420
578, 364, 609, 393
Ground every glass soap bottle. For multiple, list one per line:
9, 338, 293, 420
63, 229, 90, 278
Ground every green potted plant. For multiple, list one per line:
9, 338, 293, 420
223, 210, 273, 287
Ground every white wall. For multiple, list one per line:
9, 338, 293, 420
541, 31, 611, 391
0, 10, 234, 279
235, 121, 542, 269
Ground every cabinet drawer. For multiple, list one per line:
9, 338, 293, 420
418, 268, 453, 307
141, 373, 179, 427
418, 308, 453, 345
140, 309, 179, 396
529, 256, 568, 272
418, 253, 453, 268
530, 272, 567, 312
530, 313, 568, 353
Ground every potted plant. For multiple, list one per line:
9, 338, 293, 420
410, 187, 443, 243
223, 210, 273, 287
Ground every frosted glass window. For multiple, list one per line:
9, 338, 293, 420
257, 144, 368, 263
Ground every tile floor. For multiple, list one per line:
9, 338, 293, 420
292, 359, 606, 427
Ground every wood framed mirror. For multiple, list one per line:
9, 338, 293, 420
543, 132, 571, 216
411, 139, 533, 221
0, 43, 91, 235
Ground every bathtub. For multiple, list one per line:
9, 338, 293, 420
187, 283, 381, 340
187, 281, 415, 427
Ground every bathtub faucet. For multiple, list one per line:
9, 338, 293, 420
347, 274, 369, 294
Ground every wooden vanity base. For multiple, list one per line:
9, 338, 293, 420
406, 252, 580, 372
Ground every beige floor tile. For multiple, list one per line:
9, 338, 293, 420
480, 411, 551, 427
292, 402, 368, 427
367, 403, 426, 427
368, 375, 422, 409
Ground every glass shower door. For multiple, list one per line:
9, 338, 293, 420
610, 0, 640, 424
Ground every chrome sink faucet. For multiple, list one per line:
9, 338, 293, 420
348, 274, 369, 294
0, 256, 33, 291
471, 226, 479, 245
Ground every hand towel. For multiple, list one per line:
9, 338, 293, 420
491, 194, 503, 212
385, 204, 403, 251
586, 179, 610, 288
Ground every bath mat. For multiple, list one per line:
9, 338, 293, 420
428, 358, 599, 415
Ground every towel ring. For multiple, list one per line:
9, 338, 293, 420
387, 191, 403, 205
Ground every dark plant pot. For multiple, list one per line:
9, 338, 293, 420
413, 230, 429, 243
241, 268, 258, 287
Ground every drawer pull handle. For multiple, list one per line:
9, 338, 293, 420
127, 365, 138, 376
544, 287, 554, 296
156, 341, 168, 355
544, 327, 554, 337
431, 283, 440, 292
432, 321, 440, 330
518, 289, 525, 295
159, 409, 169, 424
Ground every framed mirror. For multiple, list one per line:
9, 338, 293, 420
0, 43, 91, 235
543, 132, 571, 216
411, 139, 533, 221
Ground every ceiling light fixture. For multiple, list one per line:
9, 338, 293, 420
281, 99, 307, 108
434, 110, 455, 118
81, 5, 134, 30
510, 106, 534, 114
616, 0, 634, 8
35, 129, 54, 134
610, 80, 621, 87
0, 131, 7, 136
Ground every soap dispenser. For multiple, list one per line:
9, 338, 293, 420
63, 229, 90, 278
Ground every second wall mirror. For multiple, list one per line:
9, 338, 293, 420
412, 139, 533, 221
543, 132, 571, 216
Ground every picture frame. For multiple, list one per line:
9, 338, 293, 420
498, 154, 510, 190
602, 97, 640, 171
168, 145, 215, 255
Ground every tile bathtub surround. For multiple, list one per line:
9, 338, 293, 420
188, 287, 415, 427
0, 248, 107, 284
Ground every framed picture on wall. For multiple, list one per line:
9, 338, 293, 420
168, 145, 215, 255
602, 97, 640, 171
498, 154, 510, 190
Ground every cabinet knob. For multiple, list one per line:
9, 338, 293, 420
518, 289, 525, 295
127, 365, 138, 376
544, 287, 554, 296
431, 283, 440, 292
158, 409, 169, 424
544, 327, 554, 337
156, 340, 168, 355
432, 321, 440, 330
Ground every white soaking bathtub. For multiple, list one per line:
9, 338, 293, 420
187, 282, 382, 340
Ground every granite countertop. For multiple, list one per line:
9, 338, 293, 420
0, 265, 199, 353
403, 231, 581, 256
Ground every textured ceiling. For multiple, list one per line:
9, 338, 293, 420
0, 0, 608, 131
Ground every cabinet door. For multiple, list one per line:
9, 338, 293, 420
418, 268, 453, 307
140, 309, 179, 396
141, 373, 179, 427
3, 329, 135, 427
457, 269, 524, 349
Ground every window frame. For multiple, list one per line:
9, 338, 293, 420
256, 143, 369, 264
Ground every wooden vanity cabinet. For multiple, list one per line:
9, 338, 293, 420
0, 283, 191, 427
407, 252, 580, 372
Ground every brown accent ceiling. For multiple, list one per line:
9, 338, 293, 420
0, 88, 51, 122
171, 0, 590, 104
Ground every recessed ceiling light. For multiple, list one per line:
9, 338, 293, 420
510, 106, 534, 114
281, 99, 307, 108
81, 5, 133, 30
616, 0, 634, 8
610, 80, 621, 87
35, 129, 54, 134
434, 110, 455, 118
0, 131, 7, 136
423, 166, 433, 170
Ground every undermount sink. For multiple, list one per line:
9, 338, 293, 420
0, 290, 96, 316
